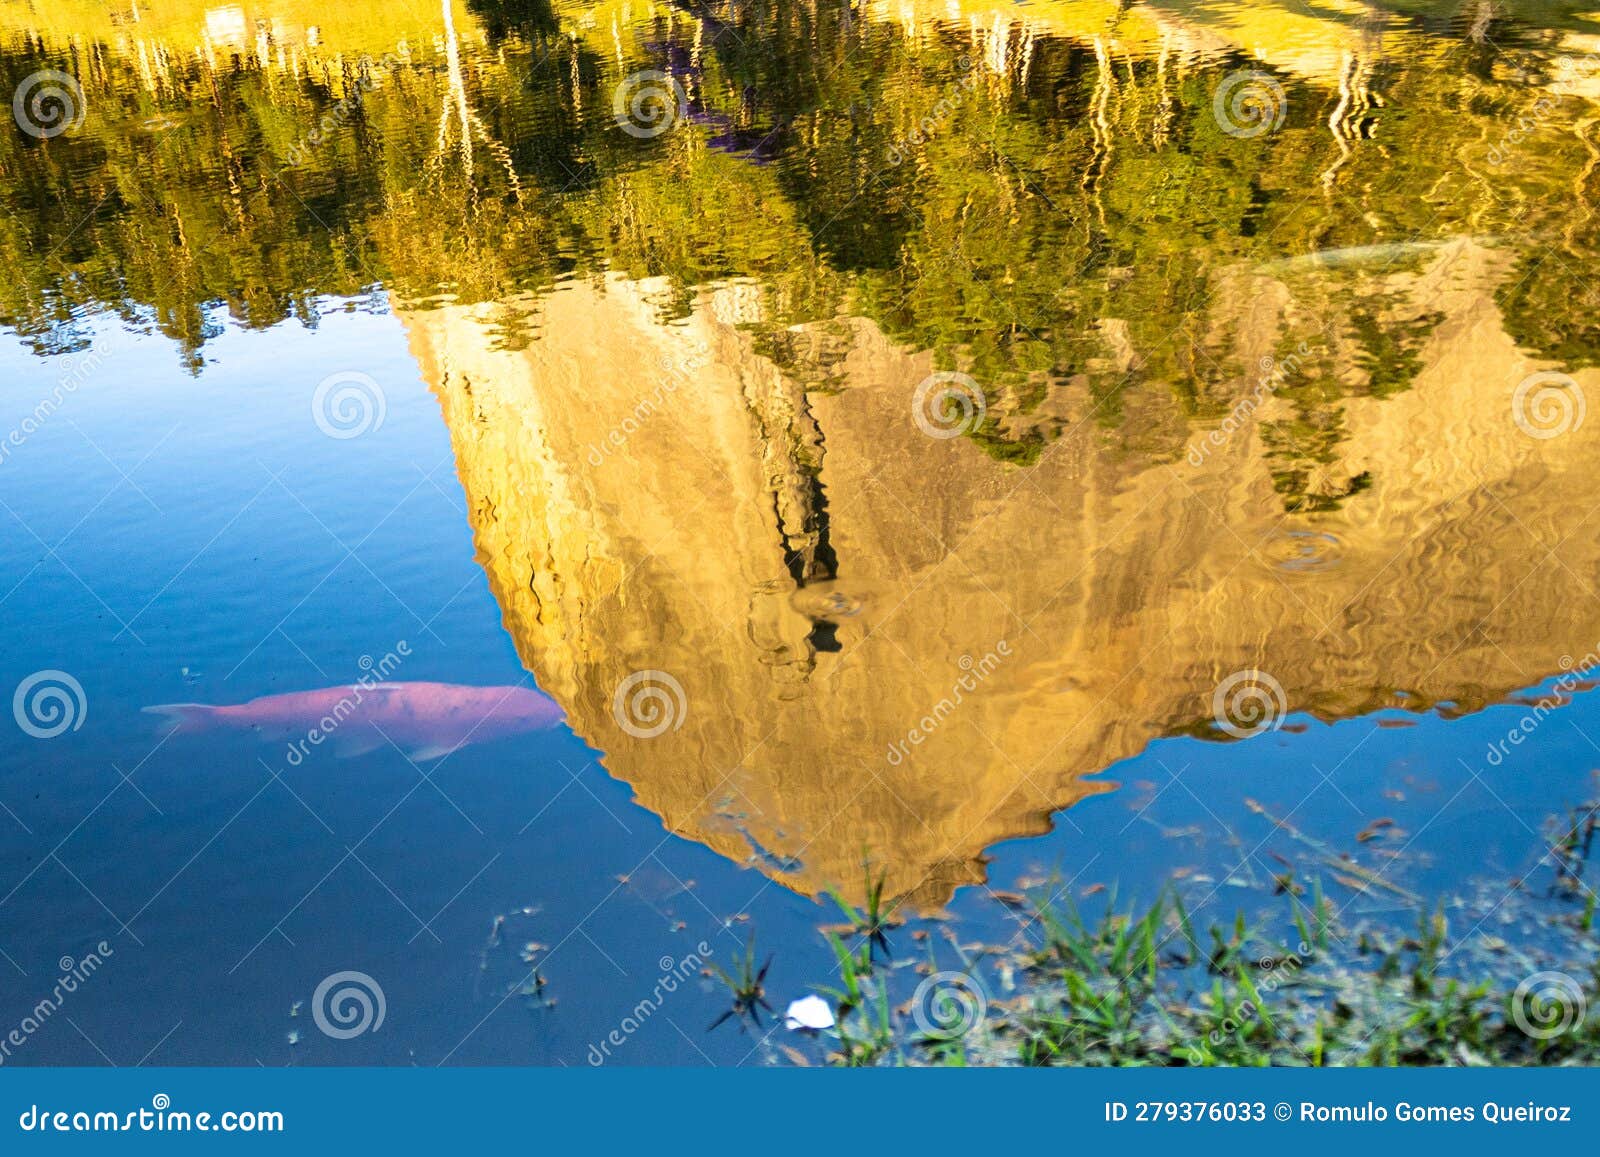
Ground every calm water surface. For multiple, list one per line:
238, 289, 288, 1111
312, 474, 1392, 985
2, 0, 1599, 1064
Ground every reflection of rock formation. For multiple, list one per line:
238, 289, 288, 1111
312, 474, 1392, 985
869, 0, 1409, 88
404, 241, 1600, 906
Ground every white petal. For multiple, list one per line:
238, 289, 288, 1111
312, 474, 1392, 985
784, 994, 835, 1030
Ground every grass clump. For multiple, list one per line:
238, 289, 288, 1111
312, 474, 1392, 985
708, 932, 775, 1031
804, 883, 1600, 1067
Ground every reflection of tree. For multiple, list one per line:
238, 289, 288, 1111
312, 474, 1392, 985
0, 37, 382, 366
1497, 115, 1600, 370
467, 0, 561, 45
0, 0, 1596, 461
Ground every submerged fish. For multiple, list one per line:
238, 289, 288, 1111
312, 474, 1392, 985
1256, 237, 1495, 275
144, 681, 563, 763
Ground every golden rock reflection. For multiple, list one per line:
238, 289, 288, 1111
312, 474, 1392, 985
405, 237, 1600, 904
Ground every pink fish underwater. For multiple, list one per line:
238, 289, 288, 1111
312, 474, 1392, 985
144, 681, 563, 763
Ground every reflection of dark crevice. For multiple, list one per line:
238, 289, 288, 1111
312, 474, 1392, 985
769, 467, 841, 652
753, 385, 841, 659
807, 620, 841, 654
798, 462, 841, 651
775, 405, 840, 655
779, 468, 838, 586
